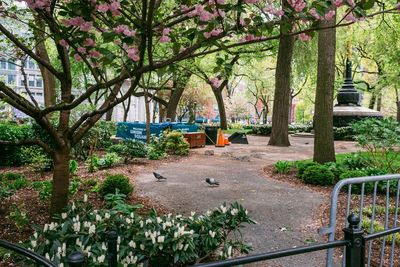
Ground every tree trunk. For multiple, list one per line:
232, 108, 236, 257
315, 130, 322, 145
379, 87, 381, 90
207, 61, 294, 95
313, 14, 337, 164
34, 18, 56, 108
144, 90, 151, 143
368, 92, 376, 109
166, 86, 185, 122
213, 89, 228, 130
50, 148, 70, 215
123, 96, 131, 122
268, 5, 295, 147
105, 108, 113, 121
376, 91, 382, 111
397, 101, 400, 123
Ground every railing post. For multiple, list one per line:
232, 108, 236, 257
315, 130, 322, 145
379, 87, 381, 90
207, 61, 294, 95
106, 231, 118, 267
343, 214, 364, 267
67, 251, 85, 267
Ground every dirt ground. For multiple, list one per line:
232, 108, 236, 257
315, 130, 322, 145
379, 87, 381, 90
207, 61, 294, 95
135, 135, 359, 267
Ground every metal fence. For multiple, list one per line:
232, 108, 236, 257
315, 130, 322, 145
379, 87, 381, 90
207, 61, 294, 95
1, 175, 400, 267
320, 174, 400, 267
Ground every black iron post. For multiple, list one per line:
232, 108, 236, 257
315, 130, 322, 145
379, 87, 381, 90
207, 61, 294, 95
106, 231, 118, 267
343, 214, 364, 267
67, 251, 85, 267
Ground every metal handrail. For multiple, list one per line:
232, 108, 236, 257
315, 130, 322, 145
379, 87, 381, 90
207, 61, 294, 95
0, 239, 56, 267
363, 226, 400, 241
195, 240, 348, 267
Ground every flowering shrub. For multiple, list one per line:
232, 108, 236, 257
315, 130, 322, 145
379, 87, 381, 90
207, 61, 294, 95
25, 195, 254, 266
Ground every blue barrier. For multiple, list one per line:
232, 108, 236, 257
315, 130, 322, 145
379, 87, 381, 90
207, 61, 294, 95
116, 122, 198, 142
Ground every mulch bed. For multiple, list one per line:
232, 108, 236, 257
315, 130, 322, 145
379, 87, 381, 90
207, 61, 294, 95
0, 156, 182, 245
263, 165, 400, 267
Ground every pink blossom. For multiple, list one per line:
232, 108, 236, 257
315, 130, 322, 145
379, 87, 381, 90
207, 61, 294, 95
79, 21, 93, 32
89, 50, 102, 58
215, 0, 225, 4
396, 3, 400, 10
210, 77, 222, 88
272, 8, 284, 16
127, 47, 140, 62
25, 0, 51, 10
244, 0, 260, 3
114, 25, 129, 34
160, 35, 171, 43
214, 9, 225, 17
109, 0, 120, 11
203, 31, 212, 38
334, 0, 343, 7
181, 5, 190, 12
309, 8, 321, 20
239, 17, 246, 26
199, 10, 213, 21
210, 28, 223, 36
288, 0, 306, 12
298, 33, 311, 41
162, 28, 171, 36
324, 10, 336, 20
83, 38, 96, 47
123, 29, 136, 37
77, 47, 87, 54
347, 0, 356, 7
74, 54, 82, 62
63, 17, 84, 27
96, 4, 109, 12
344, 13, 358, 22
59, 39, 69, 48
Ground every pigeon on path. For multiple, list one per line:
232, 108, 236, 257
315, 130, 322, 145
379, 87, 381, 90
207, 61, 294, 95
153, 172, 167, 181
206, 178, 220, 186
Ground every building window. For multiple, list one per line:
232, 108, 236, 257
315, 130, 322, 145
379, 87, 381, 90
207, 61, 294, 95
28, 59, 35, 69
8, 60, 16, 70
28, 74, 35, 87
7, 74, 16, 85
36, 75, 43, 88
0, 60, 6, 70
20, 78, 25, 87
36, 92, 43, 97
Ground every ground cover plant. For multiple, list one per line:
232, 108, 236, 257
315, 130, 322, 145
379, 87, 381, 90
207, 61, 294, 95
19, 194, 254, 266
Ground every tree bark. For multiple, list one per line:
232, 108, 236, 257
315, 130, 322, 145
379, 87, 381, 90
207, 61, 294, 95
368, 92, 376, 109
105, 108, 113, 121
50, 148, 70, 215
166, 86, 185, 121
144, 90, 151, 143
376, 91, 382, 111
313, 14, 337, 164
123, 96, 131, 122
397, 101, 400, 123
34, 18, 56, 108
213, 89, 228, 130
268, 4, 295, 147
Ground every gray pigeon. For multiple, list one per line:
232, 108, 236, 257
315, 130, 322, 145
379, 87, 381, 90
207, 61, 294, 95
206, 178, 220, 186
153, 172, 167, 181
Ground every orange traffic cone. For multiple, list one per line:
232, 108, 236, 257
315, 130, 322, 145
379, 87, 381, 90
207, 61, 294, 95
224, 136, 230, 146
215, 128, 225, 147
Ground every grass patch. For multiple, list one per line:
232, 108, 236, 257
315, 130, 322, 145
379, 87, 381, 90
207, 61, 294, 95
223, 128, 252, 135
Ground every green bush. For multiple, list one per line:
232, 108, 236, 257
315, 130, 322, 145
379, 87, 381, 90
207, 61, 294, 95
99, 174, 133, 197
341, 153, 372, 170
107, 139, 147, 161
162, 131, 190, 156
86, 153, 121, 172
0, 172, 29, 198
274, 160, 292, 174
296, 161, 319, 179
301, 165, 335, 186
147, 136, 167, 160
323, 162, 347, 181
69, 160, 79, 174
0, 122, 32, 166
352, 118, 400, 172
72, 121, 116, 160
0, 172, 25, 181
339, 169, 372, 194
24, 195, 254, 266
333, 126, 355, 141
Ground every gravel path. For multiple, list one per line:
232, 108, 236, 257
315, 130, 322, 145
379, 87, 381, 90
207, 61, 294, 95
136, 135, 358, 266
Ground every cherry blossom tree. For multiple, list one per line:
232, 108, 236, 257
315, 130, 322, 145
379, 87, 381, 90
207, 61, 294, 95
0, 0, 396, 214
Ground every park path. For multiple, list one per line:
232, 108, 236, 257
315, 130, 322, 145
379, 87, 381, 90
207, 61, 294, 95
135, 136, 358, 266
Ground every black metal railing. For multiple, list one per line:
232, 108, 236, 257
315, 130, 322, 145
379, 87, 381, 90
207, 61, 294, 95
1, 214, 400, 267
0, 239, 56, 267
